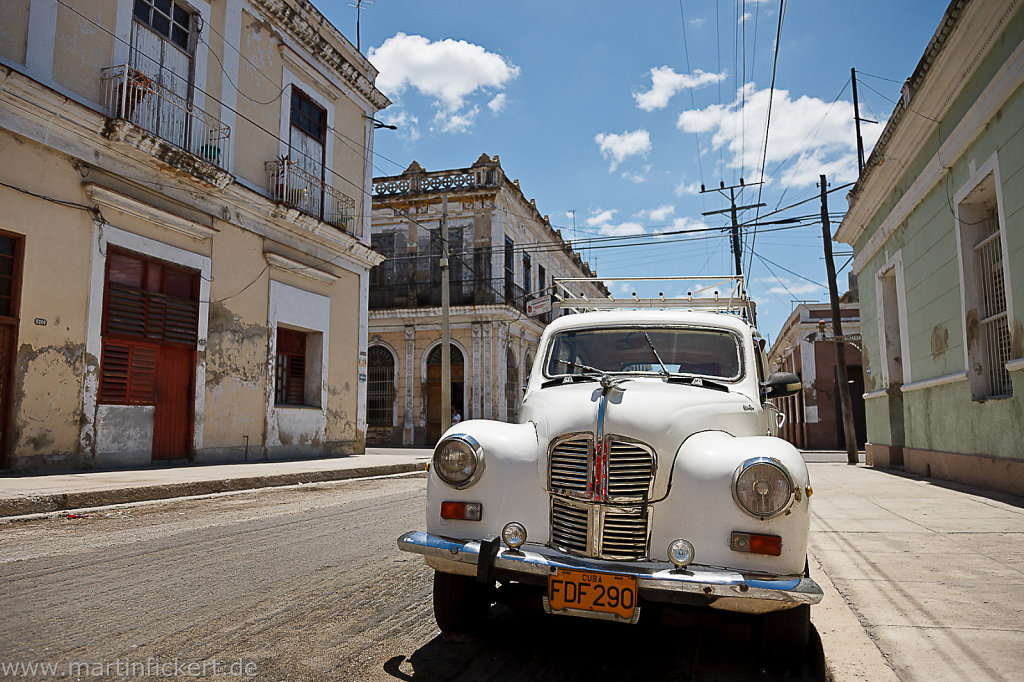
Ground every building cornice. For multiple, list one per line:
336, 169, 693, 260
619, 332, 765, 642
264, 251, 339, 284
836, 0, 1021, 253
84, 183, 219, 240
250, 0, 390, 112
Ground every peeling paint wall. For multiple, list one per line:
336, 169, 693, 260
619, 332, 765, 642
0, 132, 95, 470
54, 0, 115, 104
200, 223, 269, 460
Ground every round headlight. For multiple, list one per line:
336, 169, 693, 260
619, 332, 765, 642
501, 522, 527, 549
433, 435, 484, 488
733, 457, 795, 519
667, 538, 695, 568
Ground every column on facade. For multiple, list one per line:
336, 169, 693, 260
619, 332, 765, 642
403, 326, 415, 445
471, 323, 482, 420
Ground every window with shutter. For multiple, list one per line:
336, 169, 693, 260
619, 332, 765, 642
275, 327, 308, 406
99, 249, 198, 406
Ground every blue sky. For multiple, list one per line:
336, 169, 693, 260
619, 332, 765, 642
323, 1, 950, 341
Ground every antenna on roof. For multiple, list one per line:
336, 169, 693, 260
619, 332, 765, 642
348, 0, 374, 52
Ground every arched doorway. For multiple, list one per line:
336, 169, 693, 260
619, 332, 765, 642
426, 344, 464, 444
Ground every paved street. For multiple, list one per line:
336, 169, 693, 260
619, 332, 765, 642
1, 473, 825, 681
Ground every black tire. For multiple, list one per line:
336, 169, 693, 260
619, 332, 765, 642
432, 571, 492, 636
759, 604, 811, 673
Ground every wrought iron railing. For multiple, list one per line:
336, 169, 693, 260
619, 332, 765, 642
373, 168, 498, 196
369, 277, 529, 313
101, 65, 231, 170
266, 158, 357, 234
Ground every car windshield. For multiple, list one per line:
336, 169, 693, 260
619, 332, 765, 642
544, 326, 743, 382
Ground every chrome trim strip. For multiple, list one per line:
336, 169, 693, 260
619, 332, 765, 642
398, 531, 823, 606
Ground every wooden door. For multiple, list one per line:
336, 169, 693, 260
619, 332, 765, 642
426, 363, 464, 444
152, 345, 194, 460
0, 324, 14, 468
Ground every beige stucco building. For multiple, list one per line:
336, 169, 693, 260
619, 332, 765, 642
366, 155, 608, 445
0, 0, 388, 471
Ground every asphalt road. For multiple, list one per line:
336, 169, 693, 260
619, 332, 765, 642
1, 474, 825, 681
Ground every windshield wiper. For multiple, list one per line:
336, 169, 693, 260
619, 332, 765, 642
540, 359, 606, 389
666, 374, 729, 392
642, 332, 670, 378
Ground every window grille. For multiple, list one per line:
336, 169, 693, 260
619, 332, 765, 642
275, 328, 307, 406
367, 346, 395, 427
974, 223, 1012, 397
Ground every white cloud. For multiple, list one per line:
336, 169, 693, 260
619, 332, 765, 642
368, 33, 519, 133
487, 93, 507, 113
621, 164, 652, 184
435, 105, 480, 134
586, 208, 617, 227
594, 129, 651, 171
757, 277, 825, 297
674, 180, 702, 197
379, 109, 421, 142
689, 17, 707, 28
586, 208, 646, 236
677, 84, 885, 188
640, 204, 676, 222
634, 67, 727, 111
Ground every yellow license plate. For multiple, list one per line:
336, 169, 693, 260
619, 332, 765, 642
547, 568, 637, 620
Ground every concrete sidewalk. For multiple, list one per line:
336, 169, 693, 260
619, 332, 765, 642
807, 462, 1024, 681
0, 448, 431, 517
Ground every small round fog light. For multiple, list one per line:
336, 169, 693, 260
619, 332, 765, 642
667, 538, 695, 568
501, 522, 527, 549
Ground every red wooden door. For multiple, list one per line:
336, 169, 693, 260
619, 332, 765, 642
152, 345, 194, 460
0, 324, 14, 467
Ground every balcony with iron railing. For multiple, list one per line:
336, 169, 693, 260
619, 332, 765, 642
101, 65, 231, 176
266, 158, 357, 235
369, 276, 532, 314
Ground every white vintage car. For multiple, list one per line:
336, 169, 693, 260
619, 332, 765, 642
398, 282, 822, 667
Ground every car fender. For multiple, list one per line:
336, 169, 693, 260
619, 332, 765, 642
426, 420, 550, 544
650, 430, 811, 575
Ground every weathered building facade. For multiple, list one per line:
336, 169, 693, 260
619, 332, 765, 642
0, 0, 387, 471
836, 0, 1024, 493
366, 155, 608, 445
767, 302, 866, 450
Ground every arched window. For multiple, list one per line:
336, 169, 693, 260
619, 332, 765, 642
505, 349, 518, 423
367, 346, 395, 427
426, 344, 464, 367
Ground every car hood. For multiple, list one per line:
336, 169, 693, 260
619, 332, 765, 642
521, 378, 763, 500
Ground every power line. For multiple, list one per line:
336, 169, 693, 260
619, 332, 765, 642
744, 0, 786, 279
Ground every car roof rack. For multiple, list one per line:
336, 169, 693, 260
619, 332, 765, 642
551, 276, 755, 323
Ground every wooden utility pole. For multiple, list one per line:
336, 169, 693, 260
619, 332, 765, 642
851, 68, 866, 175
701, 180, 765, 279
820, 175, 859, 465
440, 194, 452, 434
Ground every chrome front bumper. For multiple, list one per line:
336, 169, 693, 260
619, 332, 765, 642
398, 531, 822, 612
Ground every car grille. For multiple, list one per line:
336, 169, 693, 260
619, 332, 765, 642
550, 497, 589, 553
549, 497, 650, 560
606, 439, 655, 500
548, 435, 591, 495
548, 434, 655, 560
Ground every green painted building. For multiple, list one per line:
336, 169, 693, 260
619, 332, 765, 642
836, 0, 1024, 494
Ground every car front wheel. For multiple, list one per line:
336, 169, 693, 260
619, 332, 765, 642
432, 570, 492, 637
758, 603, 811, 672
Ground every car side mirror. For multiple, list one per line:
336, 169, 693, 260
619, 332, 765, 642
763, 372, 801, 399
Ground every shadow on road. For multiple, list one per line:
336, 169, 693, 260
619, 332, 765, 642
384, 605, 826, 681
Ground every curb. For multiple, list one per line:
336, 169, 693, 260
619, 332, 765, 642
808, 552, 898, 681
0, 462, 426, 518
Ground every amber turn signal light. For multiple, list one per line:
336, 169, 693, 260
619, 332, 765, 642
440, 501, 482, 521
730, 531, 782, 556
